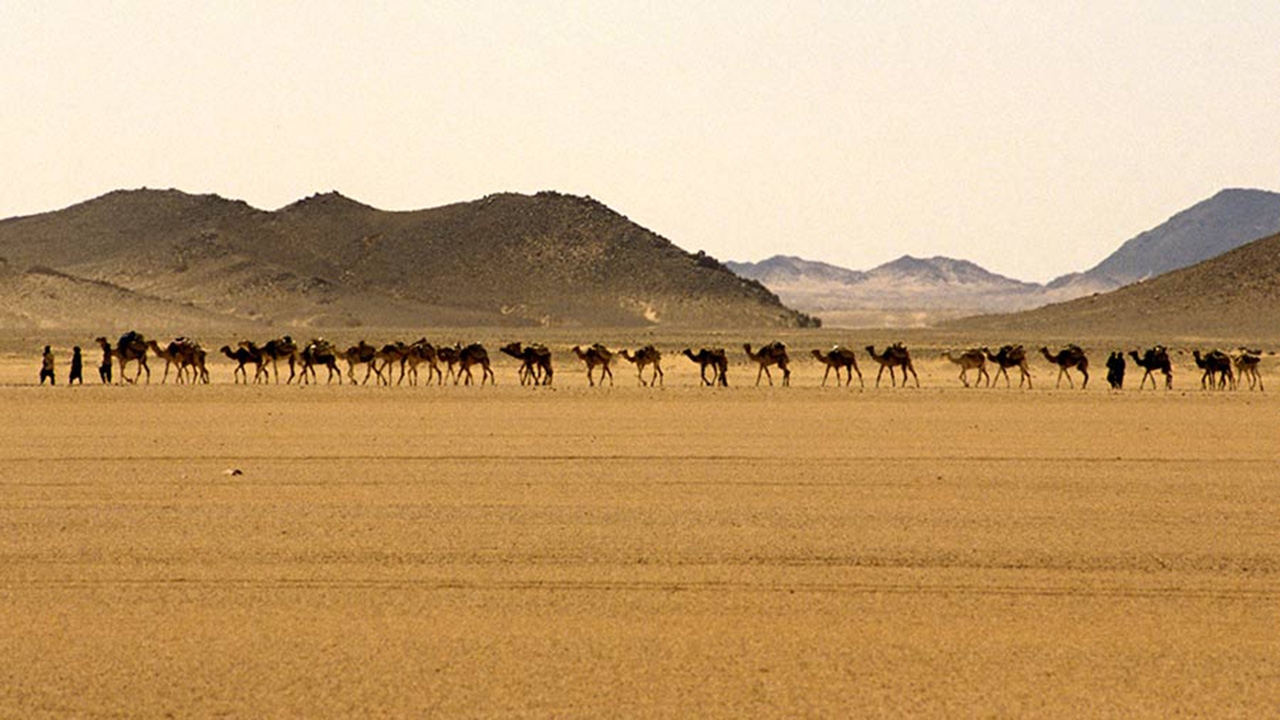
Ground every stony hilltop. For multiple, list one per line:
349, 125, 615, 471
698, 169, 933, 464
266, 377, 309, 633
947, 229, 1280, 338
0, 189, 814, 330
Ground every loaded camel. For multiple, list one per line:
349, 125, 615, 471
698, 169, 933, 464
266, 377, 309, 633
865, 344, 919, 388
220, 344, 267, 384
941, 349, 990, 388
620, 345, 663, 386
115, 331, 151, 385
436, 344, 462, 384
342, 341, 380, 384
1233, 349, 1264, 391
743, 342, 790, 387
147, 338, 201, 384
572, 344, 615, 387
260, 336, 300, 384
811, 346, 864, 387
458, 343, 495, 386
300, 339, 342, 385
1040, 345, 1089, 389
1128, 346, 1172, 390
982, 345, 1032, 389
1192, 349, 1233, 390
403, 339, 444, 386
682, 348, 729, 387
500, 342, 554, 386
373, 342, 410, 386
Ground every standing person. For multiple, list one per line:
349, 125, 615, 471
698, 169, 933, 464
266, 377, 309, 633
69, 346, 84, 385
39, 345, 56, 385
97, 339, 113, 384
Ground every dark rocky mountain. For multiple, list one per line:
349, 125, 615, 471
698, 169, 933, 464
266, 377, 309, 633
948, 229, 1280, 339
0, 189, 814, 330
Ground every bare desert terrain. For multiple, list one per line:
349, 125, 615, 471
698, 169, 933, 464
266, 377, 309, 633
1, 337, 1278, 717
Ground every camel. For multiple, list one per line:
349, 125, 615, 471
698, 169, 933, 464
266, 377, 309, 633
147, 338, 202, 384
811, 346, 863, 388
403, 339, 443, 386
220, 344, 267, 384
682, 348, 729, 387
1105, 352, 1126, 390
1233, 349, 1264, 391
1128, 346, 1172, 390
743, 342, 790, 386
865, 344, 919, 388
300, 339, 342, 385
572, 344, 615, 387
500, 342, 553, 386
256, 336, 300, 384
1040, 345, 1089, 389
342, 341, 379, 384
982, 345, 1032, 389
1192, 349, 1233, 390
114, 331, 150, 385
436, 344, 462, 384
620, 345, 664, 386
373, 342, 411, 386
180, 342, 209, 384
93, 336, 114, 384
941, 349, 990, 388
458, 343, 495, 386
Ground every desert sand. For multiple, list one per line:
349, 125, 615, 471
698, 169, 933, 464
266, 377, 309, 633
1, 343, 1277, 717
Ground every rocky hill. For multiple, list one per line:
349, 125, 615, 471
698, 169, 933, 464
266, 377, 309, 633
1051, 188, 1280, 292
948, 230, 1280, 339
0, 189, 814, 330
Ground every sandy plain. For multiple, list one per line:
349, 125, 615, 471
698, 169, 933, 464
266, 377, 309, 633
1, 336, 1278, 717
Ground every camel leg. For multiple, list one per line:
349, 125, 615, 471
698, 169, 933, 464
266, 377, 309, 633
958, 368, 969, 388
781, 365, 790, 387
653, 365, 663, 386
604, 365, 613, 386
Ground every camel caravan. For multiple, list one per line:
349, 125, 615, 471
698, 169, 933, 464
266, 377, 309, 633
47, 332, 1270, 392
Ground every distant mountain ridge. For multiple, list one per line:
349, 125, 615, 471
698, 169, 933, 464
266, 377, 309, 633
729, 188, 1280, 327
0, 189, 814, 330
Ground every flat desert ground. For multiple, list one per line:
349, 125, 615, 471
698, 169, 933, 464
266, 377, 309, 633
1, 337, 1278, 717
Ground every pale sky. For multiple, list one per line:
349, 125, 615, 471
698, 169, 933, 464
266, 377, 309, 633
3, 1, 1279, 282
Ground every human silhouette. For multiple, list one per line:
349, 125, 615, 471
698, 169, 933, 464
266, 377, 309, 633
69, 346, 84, 385
40, 345, 56, 385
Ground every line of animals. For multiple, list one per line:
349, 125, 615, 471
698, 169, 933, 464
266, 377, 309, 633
64, 333, 1266, 392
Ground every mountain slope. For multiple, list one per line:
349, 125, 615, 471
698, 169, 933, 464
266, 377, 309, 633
948, 230, 1280, 338
0, 189, 813, 329
1053, 188, 1280, 291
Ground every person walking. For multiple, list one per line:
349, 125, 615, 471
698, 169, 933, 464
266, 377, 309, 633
39, 345, 56, 385
69, 346, 84, 385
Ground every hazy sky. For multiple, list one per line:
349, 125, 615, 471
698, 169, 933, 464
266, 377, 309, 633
4, 2, 1279, 282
